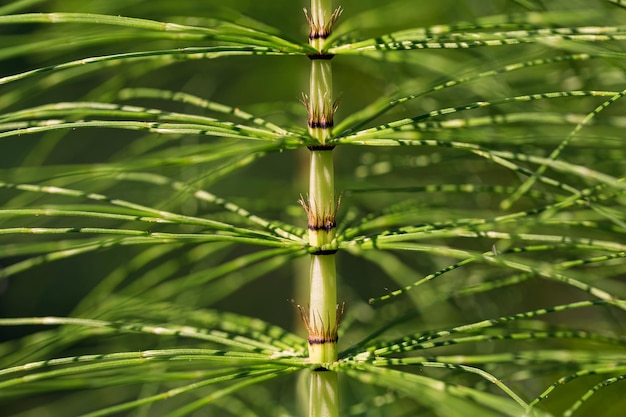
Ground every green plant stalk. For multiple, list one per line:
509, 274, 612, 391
303, 3, 341, 417
308, 60, 334, 145
303, 0, 340, 362
307, 149, 336, 247
301, 0, 342, 361
309, 370, 340, 417
308, 0, 334, 52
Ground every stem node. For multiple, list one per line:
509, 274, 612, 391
303, 6, 343, 48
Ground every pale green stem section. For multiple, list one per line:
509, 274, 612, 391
308, 254, 338, 363
309, 371, 339, 417
310, 0, 332, 28
309, 0, 333, 51
308, 149, 335, 247
309, 60, 334, 145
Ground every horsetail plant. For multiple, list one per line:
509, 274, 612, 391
300, 3, 343, 417
301, 0, 342, 365
1, 0, 626, 416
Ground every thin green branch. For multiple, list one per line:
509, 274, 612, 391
528, 367, 626, 416
563, 373, 626, 417
334, 90, 621, 141
372, 360, 529, 409
0, 317, 303, 354
335, 363, 534, 417
328, 26, 626, 53
118, 88, 294, 135
0, 46, 298, 87
0, 12, 312, 53
0, 101, 288, 140
332, 138, 625, 197
0, 0, 46, 14
502, 89, 626, 209
334, 53, 596, 135
164, 367, 298, 417
342, 300, 617, 357
0, 180, 298, 241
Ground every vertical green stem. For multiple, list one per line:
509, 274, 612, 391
308, 0, 335, 52
302, 2, 342, 416
305, 149, 338, 364
302, 0, 341, 366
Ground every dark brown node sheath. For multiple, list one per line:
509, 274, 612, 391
301, 93, 340, 140
299, 194, 341, 235
304, 7, 343, 41
307, 145, 335, 151
298, 303, 344, 347
307, 53, 335, 60
308, 334, 339, 345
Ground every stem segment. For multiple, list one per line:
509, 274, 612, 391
307, 254, 338, 362
309, 371, 339, 417
306, 0, 341, 52
305, 149, 336, 248
308, 60, 335, 145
